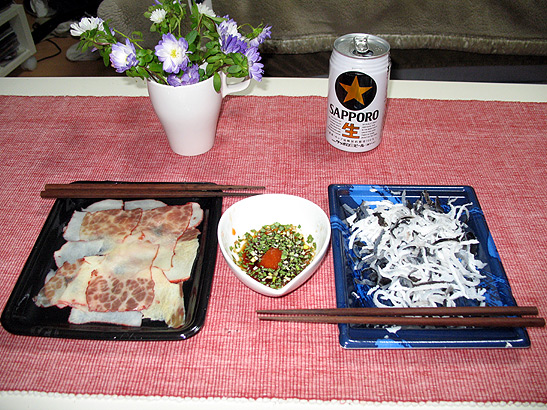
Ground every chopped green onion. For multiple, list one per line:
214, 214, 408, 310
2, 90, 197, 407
232, 223, 316, 289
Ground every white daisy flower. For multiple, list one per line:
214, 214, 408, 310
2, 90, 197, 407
70, 17, 106, 37
150, 9, 167, 24
197, 4, 216, 17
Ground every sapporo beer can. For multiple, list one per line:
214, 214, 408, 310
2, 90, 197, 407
326, 33, 390, 152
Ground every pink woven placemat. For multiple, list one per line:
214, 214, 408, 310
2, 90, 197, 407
0, 94, 546, 402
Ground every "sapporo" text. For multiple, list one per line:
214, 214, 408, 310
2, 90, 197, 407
329, 104, 379, 122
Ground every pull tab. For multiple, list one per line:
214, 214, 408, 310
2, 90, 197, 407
353, 35, 373, 56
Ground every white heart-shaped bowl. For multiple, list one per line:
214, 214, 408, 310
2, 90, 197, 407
217, 194, 331, 297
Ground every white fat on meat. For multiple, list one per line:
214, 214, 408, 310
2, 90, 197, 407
83, 199, 124, 212
124, 199, 167, 210
56, 256, 103, 309
164, 228, 200, 282
188, 202, 204, 229
54, 239, 108, 268
63, 211, 86, 241
69, 308, 143, 327
141, 267, 185, 328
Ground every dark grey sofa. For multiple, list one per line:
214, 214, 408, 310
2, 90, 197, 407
97, 0, 547, 83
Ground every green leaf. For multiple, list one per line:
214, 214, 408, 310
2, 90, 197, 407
138, 54, 153, 65
148, 62, 163, 72
232, 53, 244, 65
186, 29, 198, 45
209, 15, 225, 24
102, 52, 110, 67
227, 65, 242, 74
136, 66, 149, 78
202, 18, 216, 33
206, 54, 222, 64
213, 72, 221, 92
187, 43, 197, 53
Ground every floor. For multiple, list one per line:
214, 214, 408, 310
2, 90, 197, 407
8, 35, 115, 77
6, 1, 115, 78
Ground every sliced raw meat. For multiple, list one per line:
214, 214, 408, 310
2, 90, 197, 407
85, 238, 158, 312
164, 228, 200, 282
79, 208, 142, 242
36, 200, 203, 329
135, 203, 194, 239
34, 258, 96, 308
142, 267, 185, 328
56, 255, 103, 308
64, 200, 125, 241
131, 203, 194, 272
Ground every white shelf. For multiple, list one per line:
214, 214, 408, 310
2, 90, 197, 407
0, 4, 36, 76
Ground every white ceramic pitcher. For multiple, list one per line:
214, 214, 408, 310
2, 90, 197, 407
147, 73, 250, 156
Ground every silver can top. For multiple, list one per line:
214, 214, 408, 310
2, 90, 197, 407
334, 33, 390, 59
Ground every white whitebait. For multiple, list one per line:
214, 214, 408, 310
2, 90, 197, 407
343, 193, 487, 308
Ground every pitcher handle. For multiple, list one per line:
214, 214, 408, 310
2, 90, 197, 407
220, 72, 251, 98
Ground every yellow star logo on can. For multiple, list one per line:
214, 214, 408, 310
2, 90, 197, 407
335, 71, 377, 110
340, 76, 372, 104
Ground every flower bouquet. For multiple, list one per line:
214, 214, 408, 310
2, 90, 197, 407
70, 0, 271, 91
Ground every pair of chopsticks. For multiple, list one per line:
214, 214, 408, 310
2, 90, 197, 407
40, 183, 265, 199
257, 306, 546, 328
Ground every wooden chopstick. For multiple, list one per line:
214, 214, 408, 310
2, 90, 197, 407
257, 306, 540, 317
257, 306, 545, 328
41, 190, 261, 199
257, 315, 545, 328
40, 183, 265, 199
43, 183, 265, 191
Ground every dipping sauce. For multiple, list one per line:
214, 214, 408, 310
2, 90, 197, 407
231, 222, 316, 289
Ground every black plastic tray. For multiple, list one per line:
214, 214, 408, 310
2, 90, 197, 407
1, 182, 221, 340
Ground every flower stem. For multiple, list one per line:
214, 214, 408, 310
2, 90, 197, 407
113, 29, 144, 49
146, 68, 167, 84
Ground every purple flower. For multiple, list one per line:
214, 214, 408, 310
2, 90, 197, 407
216, 16, 239, 38
248, 25, 272, 47
180, 64, 200, 85
109, 39, 138, 73
245, 46, 261, 63
220, 34, 247, 54
217, 16, 246, 54
166, 64, 200, 87
154, 33, 190, 74
245, 46, 264, 81
167, 74, 183, 87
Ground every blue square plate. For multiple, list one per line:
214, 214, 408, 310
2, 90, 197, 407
328, 184, 530, 349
